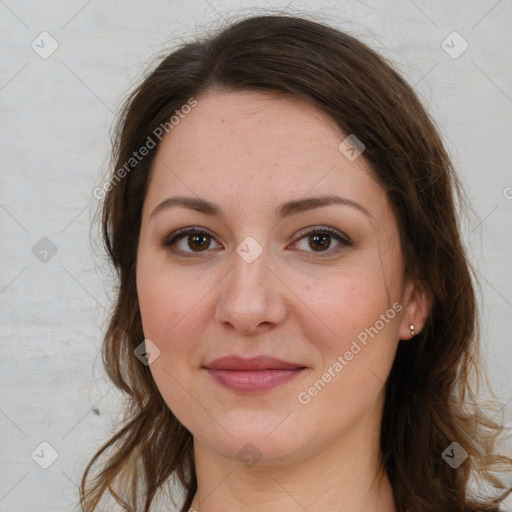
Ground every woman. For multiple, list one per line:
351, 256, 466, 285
81, 14, 512, 512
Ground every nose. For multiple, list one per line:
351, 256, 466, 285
214, 246, 288, 335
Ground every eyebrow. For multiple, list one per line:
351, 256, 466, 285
150, 194, 372, 220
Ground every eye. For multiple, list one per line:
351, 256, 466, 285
161, 227, 222, 256
290, 226, 351, 256
162, 225, 351, 258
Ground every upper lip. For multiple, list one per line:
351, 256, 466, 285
204, 355, 305, 371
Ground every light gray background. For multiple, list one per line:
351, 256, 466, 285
1, 1, 511, 511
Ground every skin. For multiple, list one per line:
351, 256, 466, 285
136, 90, 429, 512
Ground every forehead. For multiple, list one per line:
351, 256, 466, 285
154, 89, 345, 171
144, 90, 389, 223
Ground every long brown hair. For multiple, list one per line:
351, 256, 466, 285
81, 13, 512, 512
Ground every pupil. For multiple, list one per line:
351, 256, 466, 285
189, 234, 209, 251
309, 233, 330, 251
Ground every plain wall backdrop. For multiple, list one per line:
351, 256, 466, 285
1, 1, 511, 510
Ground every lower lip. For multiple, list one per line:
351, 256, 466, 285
205, 368, 305, 392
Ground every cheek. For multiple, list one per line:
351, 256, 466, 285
293, 268, 401, 425
136, 262, 207, 429
294, 254, 401, 353
136, 253, 209, 344
136, 259, 215, 417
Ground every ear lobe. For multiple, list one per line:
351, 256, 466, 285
399, 281, 431, 340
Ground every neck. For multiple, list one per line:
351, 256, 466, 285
189, 418, 395, 512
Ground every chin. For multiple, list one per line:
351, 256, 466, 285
193, 419, 314, 467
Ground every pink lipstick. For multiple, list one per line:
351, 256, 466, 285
203, 355, 306, 392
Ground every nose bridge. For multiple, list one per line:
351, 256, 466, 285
215, 240, 286, 332
225, 242, 272, 307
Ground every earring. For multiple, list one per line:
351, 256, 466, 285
409, 324, 415, 337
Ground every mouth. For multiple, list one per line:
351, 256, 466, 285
203, 355, 308, 393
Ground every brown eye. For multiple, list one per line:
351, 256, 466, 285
187, 233, 211, 251
308, 233, 332, 251
162, 227, 222, 256
292, 227, 351, 256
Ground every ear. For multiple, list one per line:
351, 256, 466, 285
398, 279, 430, 340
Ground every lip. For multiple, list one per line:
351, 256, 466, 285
203, 355, 307, 392
205, 355, 305, 371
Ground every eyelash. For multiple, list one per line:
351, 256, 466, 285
161, 226, 352, 258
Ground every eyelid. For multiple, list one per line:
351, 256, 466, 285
161, 225, 352, 256
161, 226, 223, 255
288, 225, 352, 257
292, 225, 352, 245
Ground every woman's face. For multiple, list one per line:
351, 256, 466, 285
136, 90, 424, 466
